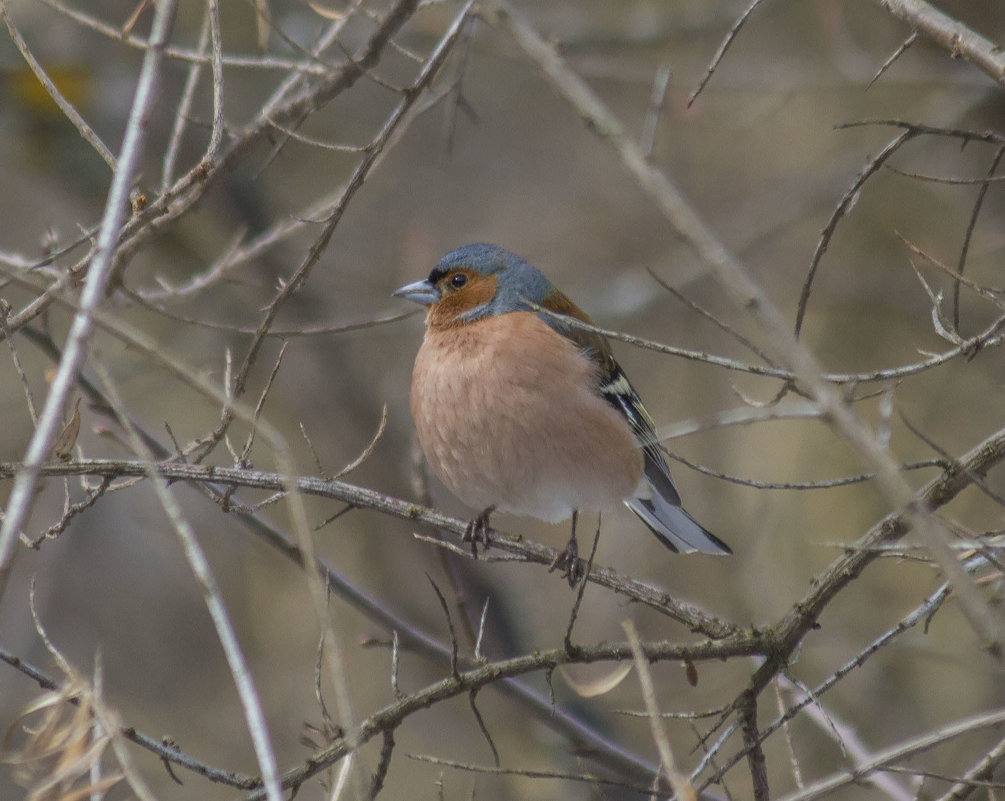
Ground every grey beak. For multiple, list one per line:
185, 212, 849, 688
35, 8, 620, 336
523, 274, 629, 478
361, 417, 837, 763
393, 278, 439, 306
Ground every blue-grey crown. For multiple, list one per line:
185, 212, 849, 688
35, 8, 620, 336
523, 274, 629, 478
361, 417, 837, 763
433, 244, 554, 318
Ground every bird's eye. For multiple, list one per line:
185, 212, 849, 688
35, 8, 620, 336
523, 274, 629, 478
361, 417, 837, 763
449, 273, 467, 289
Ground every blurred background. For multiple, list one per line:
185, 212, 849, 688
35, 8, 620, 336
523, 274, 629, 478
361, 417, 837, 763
0, 0, 1003, 798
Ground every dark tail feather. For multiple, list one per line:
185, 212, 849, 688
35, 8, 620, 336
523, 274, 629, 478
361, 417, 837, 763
626, 495, 732, 555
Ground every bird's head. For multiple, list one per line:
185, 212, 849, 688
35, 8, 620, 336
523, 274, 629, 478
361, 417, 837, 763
393, 243, 557, 329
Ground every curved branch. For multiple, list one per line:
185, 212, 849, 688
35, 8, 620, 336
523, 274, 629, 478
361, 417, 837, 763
251, 635, 755, 798
0, 458, 740, 639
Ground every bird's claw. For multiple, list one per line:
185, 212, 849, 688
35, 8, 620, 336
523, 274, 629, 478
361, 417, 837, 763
549, 536, 583, 587
462, 505, 496, 557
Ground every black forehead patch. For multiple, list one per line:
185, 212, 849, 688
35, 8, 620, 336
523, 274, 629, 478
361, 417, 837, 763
426, 265, 451, 284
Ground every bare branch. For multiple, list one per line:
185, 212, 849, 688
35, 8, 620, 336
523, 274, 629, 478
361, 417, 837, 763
935, 733, 1005, 801
953, 146, 1005, 332
871, 0, 1005, 87
161, 8, 210, 191
249, 634, 744, 798
488, 0, 1005, 660
796, 130, 916, 338
1, 4, 117, 168
89, 356, 284, 801
869, 32, 918, 88
689, 0, 770, 107
0, 0, 179, 607
774, 707, 1005, 801
624, 620, 698, 801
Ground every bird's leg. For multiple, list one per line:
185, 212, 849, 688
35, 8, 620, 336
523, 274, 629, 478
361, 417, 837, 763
549, 510, 583, 587
463, 505, 496, 557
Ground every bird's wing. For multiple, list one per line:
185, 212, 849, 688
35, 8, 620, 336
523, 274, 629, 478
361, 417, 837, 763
537, 292, 731, 555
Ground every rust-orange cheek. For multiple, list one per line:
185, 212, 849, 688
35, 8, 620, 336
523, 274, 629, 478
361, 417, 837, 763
428, 273, 498, 329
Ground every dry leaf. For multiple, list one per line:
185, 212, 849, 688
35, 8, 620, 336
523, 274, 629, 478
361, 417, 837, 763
1, 676, 122, 801
52, 398, 81, 461
557, 663, 633, 698
307, 0, 346, 20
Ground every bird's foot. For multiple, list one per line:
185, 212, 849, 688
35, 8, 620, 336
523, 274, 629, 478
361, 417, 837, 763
462, 505, 496, 557
549, 535, 583, 588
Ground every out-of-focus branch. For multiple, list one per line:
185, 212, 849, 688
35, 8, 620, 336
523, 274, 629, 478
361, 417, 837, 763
773, 707, 1005, 801
0, 6, 116, 168
935, 732, 1005, 801
747, 425, 1005, 695
190, 0, 475, 463
89, 359, 283, 801
486, 0, 1005, 663
872, 0, 1005, 87
0, 0, 179, 609
0, 0, 424, 351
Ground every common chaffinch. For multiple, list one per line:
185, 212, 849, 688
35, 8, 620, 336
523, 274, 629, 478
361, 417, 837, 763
394, 243, 730, 582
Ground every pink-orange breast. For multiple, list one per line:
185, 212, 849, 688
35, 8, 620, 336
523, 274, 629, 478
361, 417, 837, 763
410, 311, 643, 522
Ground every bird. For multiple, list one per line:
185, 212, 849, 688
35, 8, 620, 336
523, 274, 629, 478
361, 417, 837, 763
394, 243, 730, 583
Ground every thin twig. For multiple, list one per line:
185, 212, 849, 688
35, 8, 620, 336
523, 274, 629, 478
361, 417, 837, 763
238, 341, 289, 465
795, 130, 916, 338
774, 707, 1005, 801
468, 690, 500, 767
488, 0, 1005, 660
1, 5, 117, 168
529, 299, 1005, 386
688, 0, 769, 107
161, 8, 210, 191
868, 32, 918, 88
0, 303, 40, 426
89, 356, 284, 801
953, 146, 1005, 333
563, 520, 601, 652
335, 405, 388, 479
623, 620, 697, 801
647, 267, 778, 368
426, 575, 459, 678
935, 732, 1005, 801
0, 0, 179, 608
